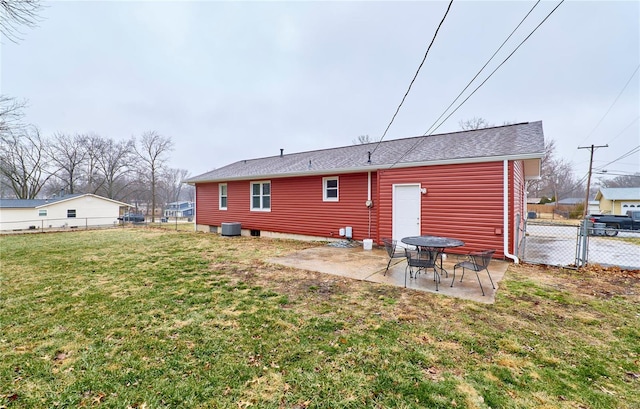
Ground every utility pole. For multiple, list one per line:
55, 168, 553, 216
578, 144, 608, 217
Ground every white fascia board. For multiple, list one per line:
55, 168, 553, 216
35, 194, 132, 209
188, 153, 544, 184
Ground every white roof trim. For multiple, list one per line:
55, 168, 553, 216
35, 194, 131, 209
188, 153, 543, 183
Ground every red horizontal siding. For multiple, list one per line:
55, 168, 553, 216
378, 162, 507, 257
195, 183, 218, 225
195, 173, 377, 241
512, 160, 526, 257
195, 161, 525, 258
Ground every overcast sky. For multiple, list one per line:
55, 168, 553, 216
2, 0, 639, 185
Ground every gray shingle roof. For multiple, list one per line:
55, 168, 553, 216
0, 194, 83, 209
558, 197, 585, 205
598, 187, 640, 200
0, 194, 130, 209
187, 121, 545, 183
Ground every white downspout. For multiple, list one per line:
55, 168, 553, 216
503, 160, 519, 263
367, 171, 372, 238
193, 185, 197, 232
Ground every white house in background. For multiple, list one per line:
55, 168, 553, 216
0, 194, 130, 231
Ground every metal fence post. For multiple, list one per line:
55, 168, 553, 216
575, 217, 589, 268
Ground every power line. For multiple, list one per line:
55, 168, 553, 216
594, 171, 640, 177
423, 0, 541, 136
425, 0, 565, 136
596, 145, 640, 170
389, 0, 565, 168
605, 115, 639, 145
369, 0, 454, 158
580, 64, 640, 144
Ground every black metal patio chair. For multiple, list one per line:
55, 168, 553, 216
382, 238, 405, 275
451, 249, 496, 296
405, 248, 440, 290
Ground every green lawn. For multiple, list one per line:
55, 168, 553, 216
1, 229, 638, 408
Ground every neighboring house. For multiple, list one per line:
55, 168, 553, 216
526, 198, 542, 205
164, 201, 194, 218
186, 122, 546, 261
0, 194, 130, 231
594, 187, 640, 214
557, 197, 584, 206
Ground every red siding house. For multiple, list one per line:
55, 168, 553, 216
186, 122, 545, 261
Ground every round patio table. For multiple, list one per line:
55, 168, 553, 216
401, 236, 465, 283
401, 235, 465, 250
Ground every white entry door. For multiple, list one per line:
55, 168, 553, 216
392, 184, 421, 245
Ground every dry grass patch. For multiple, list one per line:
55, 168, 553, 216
1, 229, 639, 408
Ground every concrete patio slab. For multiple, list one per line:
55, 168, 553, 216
267, 245, 510, 303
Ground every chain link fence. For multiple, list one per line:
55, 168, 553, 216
522, 219, 640, 270
0, 216, 196, 234
0, 216, 122, 233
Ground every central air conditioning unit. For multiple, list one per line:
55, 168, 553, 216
221, 222, 241, 236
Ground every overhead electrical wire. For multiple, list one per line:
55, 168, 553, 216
595, 145, 640, 170
424, 0, 565, 136
556, 172, 590, 197
580, 64, 640, 144
604, 115, 639, 145
389, 0, 565, 168
369, 0, 454, 158
423, 0, 541, 136
594, 171, 639, 177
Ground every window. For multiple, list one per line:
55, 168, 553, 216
323, 177, 339, 202
67, 209, 76, 218
39, 209, 47, 217
251, 181, 271, 211
219, 183, 228, 210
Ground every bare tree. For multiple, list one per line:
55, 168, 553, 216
598, 173, 640, 188
133, 131, 174, 222
458, 118, 516, 131
0, 96, 26, 136
0, 0, 42, 43
0, 127, 52, 199
527, 140, 583, 201
95, 138, 134, 200
459, 117, 492, 130
352, 134, 372, 145
49, 132, 88, 194
82, 134, 110, 194
159, 168, 191, 205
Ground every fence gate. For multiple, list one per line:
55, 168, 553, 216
523, 218, 640, 270
521, 220, 582, 268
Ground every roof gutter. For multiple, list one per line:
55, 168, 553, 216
503, 160, 519, 263
186, 153, 544, 184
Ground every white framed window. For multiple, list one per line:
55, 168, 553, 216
67, 209, 76, 218
250, 181, 271, 211
323, 177, 339, 202
219, 183, 228, 210
39, 209, 47, 217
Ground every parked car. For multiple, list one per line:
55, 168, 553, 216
118, 213, 145, 223
589, 210, 640, 236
